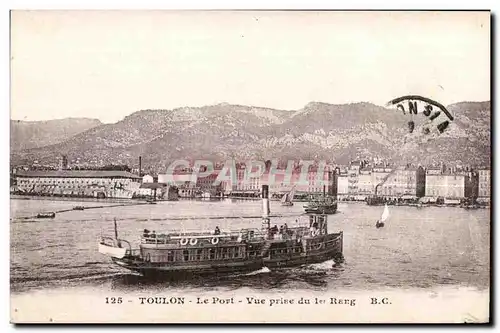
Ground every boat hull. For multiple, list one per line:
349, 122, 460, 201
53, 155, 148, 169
263, 246, 343, 268
99, 243, 127, 259
107, 232, 344, 277
111, 256, 264, 278
36, 212, 56, 219
111, 252, 344, 278
304, 206, 337, 214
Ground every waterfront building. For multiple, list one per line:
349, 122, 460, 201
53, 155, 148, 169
157, 167, 223, 198
372, 165, 393, 192
142, 174, 154, 183
292, 165, 335, 195
196, 170, 223, 197
158, 172, 194, 185
234, 166, 261, 195
347, 161, 362, 195
158, 171, 197, 198
137, 183, 162, 198
137, 183, 178, 200
229, 163, 337, 197
59, 155, 69, 170
337, 170, 349, 198
220, 180, 234, 197
478, 168, 490, 200
358, 167, 373, 196
425, 168, 468, 199
378, 166, 425, 199
15, 170, 141, 198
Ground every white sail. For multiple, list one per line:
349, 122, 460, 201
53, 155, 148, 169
281, 192, 289, 203
289, 187, 296, 202
380, 204, 390, 222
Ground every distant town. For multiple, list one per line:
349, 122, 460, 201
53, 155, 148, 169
10, 154, 490, 207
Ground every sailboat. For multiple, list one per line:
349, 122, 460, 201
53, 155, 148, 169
376, 204, 389, 228
281, 187, 296, 206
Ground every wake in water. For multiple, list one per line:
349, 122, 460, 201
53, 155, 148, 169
306, 259, 337, 270
223, 267, 272, 279
244, 267, 271, 276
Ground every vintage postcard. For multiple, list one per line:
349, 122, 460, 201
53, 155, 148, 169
10, 10, 490, 323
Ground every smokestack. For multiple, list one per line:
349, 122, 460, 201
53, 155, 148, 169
323, 184, 326, 197
329, 170, 337, 197
139, 156, 142, 177
261, 185, 270, 233
262, 185, 270, 218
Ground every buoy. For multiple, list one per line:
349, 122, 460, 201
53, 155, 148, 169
189, 238, 198, 246
180, 238, 189, 246
211, 237, 219, 245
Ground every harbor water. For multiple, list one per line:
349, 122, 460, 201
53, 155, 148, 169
10, 198, 490, 322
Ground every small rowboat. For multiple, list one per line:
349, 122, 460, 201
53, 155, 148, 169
36, 212, 56, 219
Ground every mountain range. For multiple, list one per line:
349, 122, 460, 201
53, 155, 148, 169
11, 118, 103, 151
10, 101, 491, 172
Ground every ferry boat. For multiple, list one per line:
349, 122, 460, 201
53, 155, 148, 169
366, 195, 385, 206
303, 185, 338, 214
304, 196, 338, 214
304, 202, 338, 214
98, 185, 344, 278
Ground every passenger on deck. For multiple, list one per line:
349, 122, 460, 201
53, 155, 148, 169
150, 230, 157, 238
143, 229, 150, 238
214, 226, 221, 235
279, 225, 284, 234
284, 223, 291, 236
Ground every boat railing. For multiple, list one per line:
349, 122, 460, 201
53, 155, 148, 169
141, 226, 265, 239
140, 227, 270, 245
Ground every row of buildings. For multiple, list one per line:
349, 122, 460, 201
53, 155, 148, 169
11, 158, 490, 202
142, 161, 489, 201
12, 170, 143, 199
143, 164, 338, 199
336, 161, 490, 202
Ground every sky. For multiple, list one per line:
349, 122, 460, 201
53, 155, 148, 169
11, 10, 490, 123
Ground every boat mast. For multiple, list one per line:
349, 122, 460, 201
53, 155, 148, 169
261, 185, 271, 232
114, 218, 118, 239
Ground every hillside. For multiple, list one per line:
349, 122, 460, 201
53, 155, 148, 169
10, 118, 103, 151
10, 101, 491, 170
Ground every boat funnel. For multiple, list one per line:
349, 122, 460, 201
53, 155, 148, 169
262, 185, 270, 218
261, 185, 270, 231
